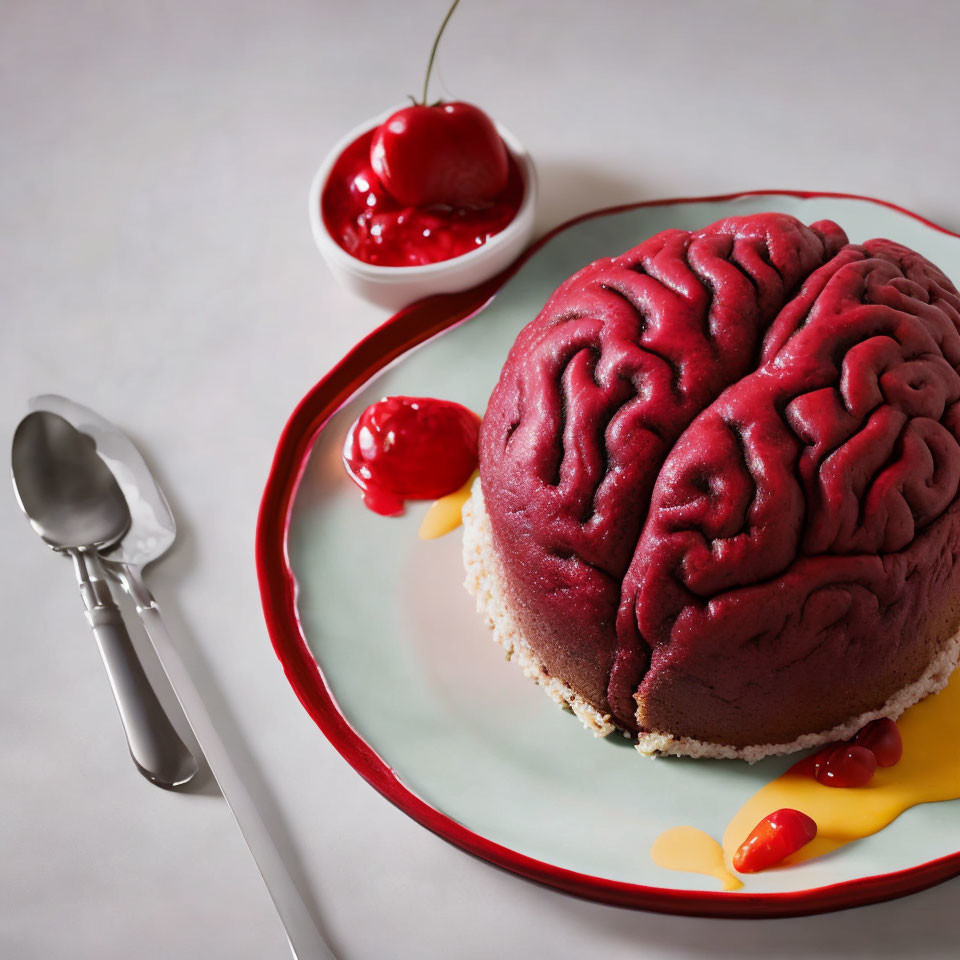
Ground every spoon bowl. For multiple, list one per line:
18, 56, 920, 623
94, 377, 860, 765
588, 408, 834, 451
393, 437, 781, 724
12, 411, 130, 551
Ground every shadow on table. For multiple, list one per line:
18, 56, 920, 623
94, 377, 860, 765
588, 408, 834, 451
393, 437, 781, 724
530, 158, 666, 237
519, 866, 959, 958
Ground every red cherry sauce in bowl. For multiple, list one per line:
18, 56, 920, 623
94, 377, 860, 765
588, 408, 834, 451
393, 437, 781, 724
321, 130, 525, 268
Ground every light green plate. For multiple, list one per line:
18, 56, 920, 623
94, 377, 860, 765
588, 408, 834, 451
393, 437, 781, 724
272, 193, 960, 914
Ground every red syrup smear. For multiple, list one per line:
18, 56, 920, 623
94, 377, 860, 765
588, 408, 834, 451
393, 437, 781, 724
342, 396, 480, 516
321, 129, 524, 267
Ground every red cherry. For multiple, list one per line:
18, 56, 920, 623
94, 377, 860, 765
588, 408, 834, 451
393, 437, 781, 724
733, 808, 818, 874
852, 717, 903, 767
813, 743, 877, 787
370, 102, 509, 208
342, 396, 480, 516
369, 0, 509, 208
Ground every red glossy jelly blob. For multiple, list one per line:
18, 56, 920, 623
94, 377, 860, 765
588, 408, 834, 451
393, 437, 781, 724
733, 808, 818, 874
321, 128, 523, 267
342, 396, 480, 516
852, 717, 903, 767
813, 743, 877, 788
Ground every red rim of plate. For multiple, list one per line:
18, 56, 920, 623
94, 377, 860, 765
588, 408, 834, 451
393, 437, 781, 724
256, 190, 960, 918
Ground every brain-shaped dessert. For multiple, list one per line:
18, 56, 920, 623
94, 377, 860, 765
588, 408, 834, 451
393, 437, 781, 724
465, 212, 960, 757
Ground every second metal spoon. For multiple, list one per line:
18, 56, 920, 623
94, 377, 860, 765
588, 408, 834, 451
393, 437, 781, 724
11, 411, 198, 788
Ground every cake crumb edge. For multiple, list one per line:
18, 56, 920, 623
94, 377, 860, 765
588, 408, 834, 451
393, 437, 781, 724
462, 477, 615, 738
635, 630, 960, 762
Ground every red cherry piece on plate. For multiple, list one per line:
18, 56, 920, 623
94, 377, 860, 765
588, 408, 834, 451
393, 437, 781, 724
813, 743, 877, 787
733, 808, 818, 874
852, 717, 903, 767
370, 102, 509, 208
342, 396, 480, 516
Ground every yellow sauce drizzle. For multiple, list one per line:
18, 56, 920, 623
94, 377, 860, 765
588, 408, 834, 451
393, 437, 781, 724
418, 472, 477, 540
651, 669, 960, 887
650, 826, 742, 891
723, 669, 960, 868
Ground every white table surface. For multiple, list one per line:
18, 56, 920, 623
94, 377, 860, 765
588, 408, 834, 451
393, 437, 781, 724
4, 1, 960, 957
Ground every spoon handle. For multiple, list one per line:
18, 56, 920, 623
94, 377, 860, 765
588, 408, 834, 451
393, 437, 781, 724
71, 551, 199, 789
114, 563, 335, 960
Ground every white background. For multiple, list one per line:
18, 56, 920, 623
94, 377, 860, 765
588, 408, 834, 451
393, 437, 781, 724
3, 1, 960, 957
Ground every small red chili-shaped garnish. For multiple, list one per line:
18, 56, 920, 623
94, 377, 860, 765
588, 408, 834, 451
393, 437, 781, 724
733, 808, 818, 874
852, 717, 903, 767
813, 743, 877, 788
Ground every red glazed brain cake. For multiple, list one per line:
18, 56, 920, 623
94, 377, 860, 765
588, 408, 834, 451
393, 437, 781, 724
463, 212, 960, 759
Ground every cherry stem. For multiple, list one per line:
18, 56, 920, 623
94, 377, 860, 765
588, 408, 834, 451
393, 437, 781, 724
420, 0, 461, 106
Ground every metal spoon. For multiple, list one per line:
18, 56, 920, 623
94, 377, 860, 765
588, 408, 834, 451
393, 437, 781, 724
29, 398, 335, 959
11, 411, 198, 788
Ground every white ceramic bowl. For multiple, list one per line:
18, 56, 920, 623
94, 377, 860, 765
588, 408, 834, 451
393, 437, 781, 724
309, 107, 538, 312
